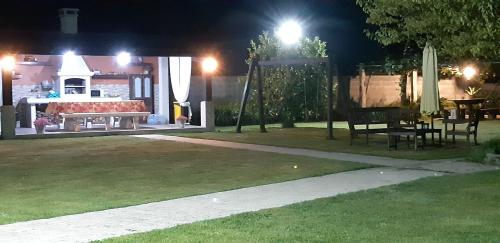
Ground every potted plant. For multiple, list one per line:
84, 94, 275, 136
33, 117, 50, 135
465, 86, 481, 99
175, 115, 188, 128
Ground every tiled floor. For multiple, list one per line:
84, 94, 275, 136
12, 124, 205, 137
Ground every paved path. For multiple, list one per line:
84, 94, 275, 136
134, 135, 498, 174
0, 168, 440, 243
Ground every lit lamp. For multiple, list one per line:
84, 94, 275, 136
463, 65, 477, 80
1, 55, 15, 106
201, 57, 218, 101
276, 20, 303, 45
200, 56, 218, 130
116, 51, 131, 66
1, 55, 16, 138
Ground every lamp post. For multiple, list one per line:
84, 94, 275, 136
1, 55, 16, 139
201, 57, 218, 130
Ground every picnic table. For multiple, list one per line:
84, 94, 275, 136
450, 98, 485, 119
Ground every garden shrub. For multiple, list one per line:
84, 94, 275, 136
467, 138, 500, 163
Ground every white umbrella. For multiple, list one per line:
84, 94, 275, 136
420, 42, 440, 136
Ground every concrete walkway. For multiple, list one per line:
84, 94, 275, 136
134, 135, 498, 174
0, 168, 440, 243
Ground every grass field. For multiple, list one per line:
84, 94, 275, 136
101, 170, 500, 242
0, 136, 368, 225
173, 120, 500, 161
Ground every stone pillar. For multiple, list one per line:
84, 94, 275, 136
200, 101, 214, 131
158, 57, 170, 122
1, 105, 16, 139
412, 70, 418, 102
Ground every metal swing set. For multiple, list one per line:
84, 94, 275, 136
235, 55, 337, 139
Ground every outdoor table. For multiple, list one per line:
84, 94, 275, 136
450, 98, 485, 119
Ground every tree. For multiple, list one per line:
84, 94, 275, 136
356, 0, 499, 61
246, 32, 329, 127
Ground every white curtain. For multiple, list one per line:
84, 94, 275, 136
169, 57, 191, 104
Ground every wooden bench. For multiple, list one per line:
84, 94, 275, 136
348, 107, 399, 145
61, 112, 150, 131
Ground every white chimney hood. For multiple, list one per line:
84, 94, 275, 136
58, 53, 94, 77
57, 53, 94, 99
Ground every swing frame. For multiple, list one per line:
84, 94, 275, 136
236, 55, 336, 140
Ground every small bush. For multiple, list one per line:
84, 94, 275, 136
467, 138, 500, 163
214, 101, 260, 126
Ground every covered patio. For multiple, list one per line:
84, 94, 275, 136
0, 24, 218, 138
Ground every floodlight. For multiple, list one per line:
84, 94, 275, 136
63, 50, 75, 57
276, 20, 302, 45
116, 51, 132, 66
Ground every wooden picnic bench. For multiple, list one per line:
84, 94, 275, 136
347, 107, 399, 145
61, 112, 150, 131
348, 107, 435, 149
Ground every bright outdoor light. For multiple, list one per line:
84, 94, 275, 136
276, 20, 302, 45
0, 55, 16, 71
463, 66, 477, 80
116, 51, 132, 66
201, 57, 218, 73
63, 50, 75, 58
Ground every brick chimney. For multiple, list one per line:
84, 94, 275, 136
59, 8, 79, 34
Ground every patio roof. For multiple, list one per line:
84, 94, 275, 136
0, 30, 217, 57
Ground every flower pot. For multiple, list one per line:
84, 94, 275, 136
35, 126, 45, 135
176, 121, 185, 128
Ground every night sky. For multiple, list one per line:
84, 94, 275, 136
1, 0, 388, 74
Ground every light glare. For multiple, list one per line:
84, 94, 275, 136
463, 66, 477, 80
0, 55, 16, 71
63, 51, 75, 58
202, 57, 218, 73
276, 20, 302, 45
116, 51, 132, 66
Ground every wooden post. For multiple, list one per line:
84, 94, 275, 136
1, 69, 16, 139
256, 62, 266, 133
205, 74, 212, 102
236, 58, 257, 133
326, 57, 334, 140
359, 65, 366, 107
2, 69, 12, 106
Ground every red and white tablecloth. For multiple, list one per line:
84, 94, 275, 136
46, 100, 147, 116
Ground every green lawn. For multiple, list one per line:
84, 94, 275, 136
173, 120, 500, 160
0, 136, 368, 225
101, 170, 500, 243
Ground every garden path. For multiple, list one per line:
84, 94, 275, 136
134, 135, 498, 174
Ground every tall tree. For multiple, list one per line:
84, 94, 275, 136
356, 0, 499, 61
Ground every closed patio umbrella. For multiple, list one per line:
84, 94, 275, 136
420, 42, 440, 141
421, 42, 440, 115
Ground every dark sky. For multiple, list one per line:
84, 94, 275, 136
1, 0, 387, 74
